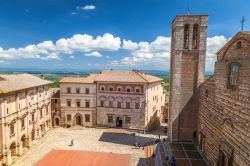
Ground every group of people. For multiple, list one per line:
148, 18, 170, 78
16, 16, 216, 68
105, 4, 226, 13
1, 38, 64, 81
134, 142, 144, 150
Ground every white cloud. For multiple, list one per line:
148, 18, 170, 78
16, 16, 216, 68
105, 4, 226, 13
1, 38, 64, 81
85, 51, 103, 57
82, 5, 96, 10
123, 39, 138, 50
205, 35, 228, 71
114, 36, 171, 67
0, 33, 121, 60
114, 35, 228, 71
0, 60, 4, 63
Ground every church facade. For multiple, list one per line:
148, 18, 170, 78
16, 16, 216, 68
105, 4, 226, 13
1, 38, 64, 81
198, 32, 250, 165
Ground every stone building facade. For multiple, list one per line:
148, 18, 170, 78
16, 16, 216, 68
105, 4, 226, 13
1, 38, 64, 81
51, 88, 61, 127
169, 15, 208, 141
59, 70, 165, 131
0, 74, 52, 165
60, 75, 97, 128
96, 70, 165, 130
198, 32, 250, 165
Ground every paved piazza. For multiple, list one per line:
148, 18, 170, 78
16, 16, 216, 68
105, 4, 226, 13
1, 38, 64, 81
12, 127, 161, 166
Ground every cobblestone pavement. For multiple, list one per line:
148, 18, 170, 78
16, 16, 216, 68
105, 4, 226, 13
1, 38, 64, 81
12, 127, 162, 166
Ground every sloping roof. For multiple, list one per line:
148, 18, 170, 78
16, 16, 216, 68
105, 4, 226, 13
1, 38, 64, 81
60, 73, 98, 84
217, 31, 250, 60
0, 74, 52, 94
60, 70, 163, 84
51, 88, 60, 98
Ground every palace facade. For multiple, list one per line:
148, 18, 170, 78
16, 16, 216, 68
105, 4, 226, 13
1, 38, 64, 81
59, 70, 166, 131
0, 74, 52, 165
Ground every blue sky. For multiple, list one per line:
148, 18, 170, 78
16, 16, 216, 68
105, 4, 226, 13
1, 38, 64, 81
0, 0, 249, 72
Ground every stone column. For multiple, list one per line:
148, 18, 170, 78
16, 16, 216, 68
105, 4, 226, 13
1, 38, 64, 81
16, 143, 23, 156
3, 150, 11, 166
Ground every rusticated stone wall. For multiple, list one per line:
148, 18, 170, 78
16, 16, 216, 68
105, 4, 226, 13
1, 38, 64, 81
198, 32, 250, 166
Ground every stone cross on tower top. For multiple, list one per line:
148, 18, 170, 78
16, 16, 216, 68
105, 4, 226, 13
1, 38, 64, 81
241, 16, 246, 31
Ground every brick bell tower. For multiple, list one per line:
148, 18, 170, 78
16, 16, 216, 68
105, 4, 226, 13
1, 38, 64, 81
169, 15, 208, 141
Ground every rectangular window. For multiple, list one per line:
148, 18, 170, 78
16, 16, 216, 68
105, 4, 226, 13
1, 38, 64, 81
109, 101, 113, 108
85, 114, 90, 122
21, 119, 25, 128
67, 115, 71, 121
100, 87, 105, 91
40, 110, 43, 117
117, 87, 122, 92
117, 101, 121, 108
67, 100, 71, 107
135, 102, 140, 109
32, 114, 35, 121
101, 101, 104, 107
85, 88, 89, 94
67, 87, 71, 93
76, 88, 80, 94
126, 102, 130, 109
54, 99, 57, 103
10, 124, 15, 135
108, 115, 113, 123
125, 117, 131, 124
85, 101, 90, 108
76, 101, 81, 107
136, 88, 140, 93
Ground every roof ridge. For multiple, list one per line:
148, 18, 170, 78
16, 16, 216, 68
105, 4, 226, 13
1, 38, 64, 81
132, 70, 149, 83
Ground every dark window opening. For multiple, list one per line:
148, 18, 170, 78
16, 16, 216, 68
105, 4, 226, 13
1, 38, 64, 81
85, 101, 90, 108
67, 87, 71, 93
237, 41, 242, 49
117, 101, 121, 108
85, 88, 89, 94
76, 88, 80, 94
76, 101, 81, 107
100, 101, 104, 107
184, 24, 190, 49
192, 24, 199, 49
228, 63, 239, 90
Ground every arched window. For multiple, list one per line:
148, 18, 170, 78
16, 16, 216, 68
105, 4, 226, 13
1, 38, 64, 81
192, 24, 199, 49
100, 86, 105, 91
109, 86, 114, 92
228, 63, 239, 90
184, 24, 190, 49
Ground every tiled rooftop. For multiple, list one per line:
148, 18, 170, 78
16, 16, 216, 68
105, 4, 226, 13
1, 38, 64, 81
60, 70, 163, 84
0, 74, 52, 94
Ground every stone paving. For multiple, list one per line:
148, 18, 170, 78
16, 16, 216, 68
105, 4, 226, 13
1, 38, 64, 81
12, 127, 162, 166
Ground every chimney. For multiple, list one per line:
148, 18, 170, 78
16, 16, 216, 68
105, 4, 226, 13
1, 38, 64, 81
40, 74, 45, 79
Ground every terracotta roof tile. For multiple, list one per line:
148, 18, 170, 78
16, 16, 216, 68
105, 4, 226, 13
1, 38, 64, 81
60, 70, 163, 84
0, 74, 52, 94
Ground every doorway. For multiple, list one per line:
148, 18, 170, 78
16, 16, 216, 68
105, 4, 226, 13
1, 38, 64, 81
116, 117, 123, 128
31, 129, 35, 141
10, 142, 17, 157
55, 118, 60, 126
76, 115, 82, 125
